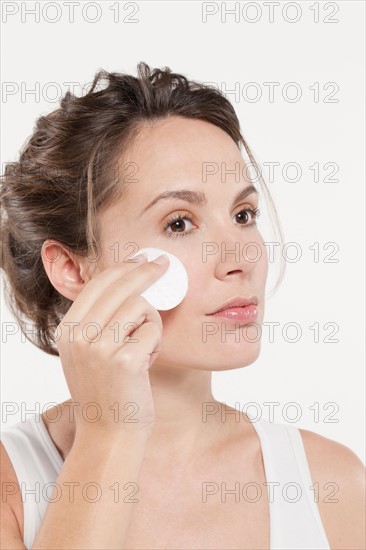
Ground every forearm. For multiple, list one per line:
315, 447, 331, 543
31, 432, 148, 550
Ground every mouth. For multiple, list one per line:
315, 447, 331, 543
206, 296, 259, 324
207, 295, 258, 315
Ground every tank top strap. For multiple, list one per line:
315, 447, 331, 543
247, 414, 331, 550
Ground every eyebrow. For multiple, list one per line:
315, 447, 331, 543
141, 184, 258, 214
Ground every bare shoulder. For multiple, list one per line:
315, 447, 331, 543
299, 428, 365, 550
0, 441, 26, 548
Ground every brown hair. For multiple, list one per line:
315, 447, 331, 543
0, 62, 285, 357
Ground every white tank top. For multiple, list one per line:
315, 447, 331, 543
1, 411, 331, 549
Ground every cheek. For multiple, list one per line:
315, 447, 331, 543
253, 236, 269, 276
260, 243, 269, 276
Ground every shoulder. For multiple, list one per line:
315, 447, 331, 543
298, 427, 365, 474
1, 439, 22, 505
0, 440, 24, 542
298, 428, 365, 550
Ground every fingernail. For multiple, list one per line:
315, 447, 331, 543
132, 253, 148, 262
152, 254, 169, 265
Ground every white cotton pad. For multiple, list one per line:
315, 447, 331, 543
129, 247, 188, 311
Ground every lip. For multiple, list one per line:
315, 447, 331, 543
207, 305, 258, 324
206, 295, 258, 315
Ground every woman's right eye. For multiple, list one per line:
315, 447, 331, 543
163, 213, 195, 238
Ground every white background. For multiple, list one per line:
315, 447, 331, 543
1, 1, 365, 461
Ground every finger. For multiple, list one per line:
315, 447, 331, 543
63, 256, 169, 325
109, 321, 163, 373
85, 294, 163, 347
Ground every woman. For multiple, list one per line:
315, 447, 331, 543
1, 62, 364, 549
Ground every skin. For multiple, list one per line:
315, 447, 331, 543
1, 116, 364, 548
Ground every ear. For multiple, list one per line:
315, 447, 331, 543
41, 239, 94, 301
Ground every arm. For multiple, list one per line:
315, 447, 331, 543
31, 432, 148, 550
300, 428, 366, 550
1, 434, 148, 550
1, 441, 27, 549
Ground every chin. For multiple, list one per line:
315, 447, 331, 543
209, 342, 262, 371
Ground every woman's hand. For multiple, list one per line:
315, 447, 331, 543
54, 253, 170, 441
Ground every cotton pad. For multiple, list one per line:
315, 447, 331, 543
129, 247, 188, 311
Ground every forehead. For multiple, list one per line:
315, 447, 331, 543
98, 116, 256, 243
121, 116, 243, 180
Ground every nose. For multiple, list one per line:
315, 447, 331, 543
207, 229, 260, 281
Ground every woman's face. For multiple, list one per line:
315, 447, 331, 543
97, 116, 268, 372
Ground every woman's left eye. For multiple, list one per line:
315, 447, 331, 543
163, 207, 261, 238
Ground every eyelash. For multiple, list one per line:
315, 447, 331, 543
163, 207, 261, 238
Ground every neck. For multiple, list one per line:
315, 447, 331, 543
146, 365, 219, 459
48, 367, 234, 464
